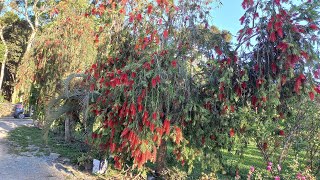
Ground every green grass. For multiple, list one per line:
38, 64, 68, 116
7, 126, 89, 164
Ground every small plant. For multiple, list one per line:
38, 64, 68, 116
77, 153, 93, 171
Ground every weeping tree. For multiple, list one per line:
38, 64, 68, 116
84, 0, 320, 178
84, 0, 235, 175
29, 0, 97, 125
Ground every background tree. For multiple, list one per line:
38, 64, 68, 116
0, 12, 18, 93
29, 0, 97, 127
9, 0, 57, 102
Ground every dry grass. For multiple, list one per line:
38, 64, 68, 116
0, 103, 15, 117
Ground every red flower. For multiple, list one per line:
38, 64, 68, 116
274, 0, 281, 5
239, 16, 246, 25
142, 111, 149, 124
309, 91, 315, 101
214, 46, 223, 56
229, 128, 235, 137
138, 104, 143, 112
271, 63, 277, 73
163, 29, 169, 39
147, 4, 153, 14
110, 143, 116, 153
235, 85, 242, 97
163, 119, 171, 135
171, 60, 177, 68
277, 28, 283, 38
279, 130, 285, 136
294, 74, 305, 94
254, 64, 259, 72
218, 93, 224, 101
263, 142, 268, 150
175, 126, 182, 145
294, 78, 302, 94
230, 105, 235, 112
269, 32, 276, 42
91, 63, 97, 69
131, 72, 137, 78
121, 128, 130, 138
246, 28, 253, 35
136, 13, 142, 22
251, 95, 258, 107
150, 123, 155, 132
310, 24, 318, 30
315, 86, 320, 94
143, 62, 151, 70
256, 78, 264, 89
129, 13, 134, 23
276, 42, 288, 52
300, 51, 309, 60
241, 82, 247, 89
151, 77, 157, 88
152, 112, 157, 120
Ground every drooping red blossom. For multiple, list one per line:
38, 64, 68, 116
163, 29, 169, 39
251, 95, 258, 107
277, 28, 284, 38
310, 24, 318, 30
241, 82, 247, 89
171, 60, 177, 68
300, 51, 309, 60
271, 63, 277, 73
294, 74, 306, 94
263, 142, 268, 150
130, 103, 136, 116
163, 119, 171, 135
240, 15, 246, 25
309, 91, 315, 101
174, 126, 182, 145
152, 112, 157, 120
147, 4, 153, 14
136, 13, 142, 22
151, 75, 160, 88
229, 128, 235, 137
277, 42, 288, 52
274, 0, 281, 5
214, 46, 223, 56
256, 78, 264, 89
315, 86, 320, 94
269, 32, 277, 42
278, 130, 285, 136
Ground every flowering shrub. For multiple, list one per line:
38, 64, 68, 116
82, 0, 320, 177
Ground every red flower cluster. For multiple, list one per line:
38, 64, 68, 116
151, 75, 161, 88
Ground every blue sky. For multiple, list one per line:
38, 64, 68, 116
210, 0, 245, 37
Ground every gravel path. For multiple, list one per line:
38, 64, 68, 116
0, 117, 95, 180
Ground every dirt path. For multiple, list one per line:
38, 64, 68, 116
0, 117, 95, 180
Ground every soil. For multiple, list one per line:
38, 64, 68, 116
0, 117, 97, 180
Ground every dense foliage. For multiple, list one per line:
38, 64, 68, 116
0, 0, 319, 179
83, 0, 320, 178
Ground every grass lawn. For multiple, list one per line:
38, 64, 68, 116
7, 126, 89, 164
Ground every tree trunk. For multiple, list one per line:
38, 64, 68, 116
155, 140, 167, 176
23, 30, 36, 60
0, 27, 8, 92
65, 115, 71, 142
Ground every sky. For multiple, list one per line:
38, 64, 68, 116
210, 0, 245, 38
